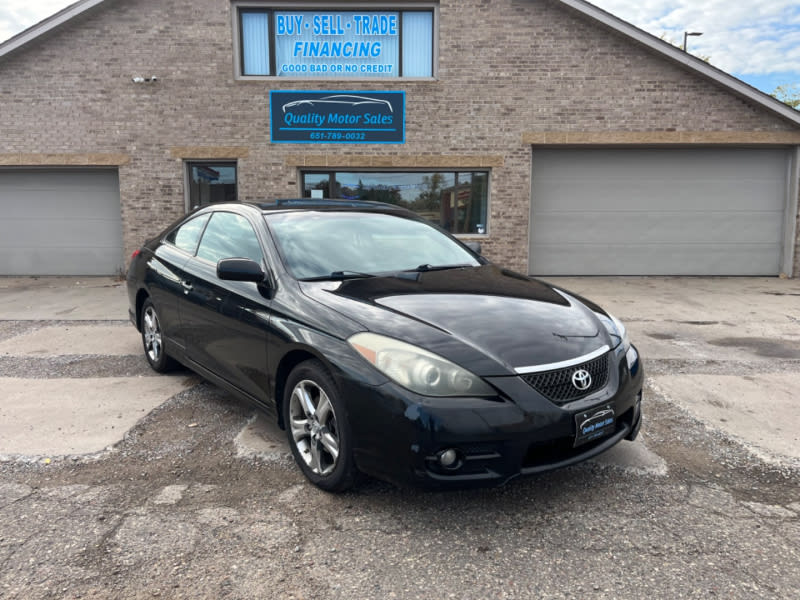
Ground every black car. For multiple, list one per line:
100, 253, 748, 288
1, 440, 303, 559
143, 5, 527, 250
127, 200, 643, 491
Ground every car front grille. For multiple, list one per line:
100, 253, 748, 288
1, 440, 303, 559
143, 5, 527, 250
520, 352, 610, 404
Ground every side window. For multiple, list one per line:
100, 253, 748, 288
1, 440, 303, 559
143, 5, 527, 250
196, 212, 263, 265
165, 214, 210, 254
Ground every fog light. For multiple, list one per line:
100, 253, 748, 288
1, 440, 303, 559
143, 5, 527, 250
438, 448, 459, 468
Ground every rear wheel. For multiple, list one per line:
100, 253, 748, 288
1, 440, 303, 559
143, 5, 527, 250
140, 298, 176, 372
284, 359, 356, 492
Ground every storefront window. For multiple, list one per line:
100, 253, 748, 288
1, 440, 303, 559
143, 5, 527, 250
186, 162, 237, 209
237, 6, 435, 78
301, 171, 489, 235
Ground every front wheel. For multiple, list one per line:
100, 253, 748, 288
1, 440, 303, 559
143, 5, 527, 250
284, 359, 356, 492
140, 298, 176, 372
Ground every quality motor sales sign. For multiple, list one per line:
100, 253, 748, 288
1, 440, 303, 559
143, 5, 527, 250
270, 91, 406, 144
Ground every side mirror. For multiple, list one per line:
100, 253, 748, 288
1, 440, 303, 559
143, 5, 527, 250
465, 241, 482, 255
217, 258, 266, 282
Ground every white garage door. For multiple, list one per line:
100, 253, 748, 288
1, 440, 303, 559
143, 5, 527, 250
530, 148, 790, 275
0, 169, 123, 276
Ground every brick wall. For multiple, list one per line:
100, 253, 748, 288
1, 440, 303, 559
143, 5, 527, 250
1, 0, 798, 275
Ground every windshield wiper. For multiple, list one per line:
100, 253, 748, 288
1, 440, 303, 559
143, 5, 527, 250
301, 265, 472, 281
408, 263, 473, 273
300, 270, 376, 282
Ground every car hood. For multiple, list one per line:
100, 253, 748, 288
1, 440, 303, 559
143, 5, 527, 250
299, 265, 613, 376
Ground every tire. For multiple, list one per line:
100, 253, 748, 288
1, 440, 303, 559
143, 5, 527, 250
283, 359, 356, 492
140, 298, 176, 373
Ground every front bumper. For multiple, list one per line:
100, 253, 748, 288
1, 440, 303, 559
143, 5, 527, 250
342, 345, 644, 489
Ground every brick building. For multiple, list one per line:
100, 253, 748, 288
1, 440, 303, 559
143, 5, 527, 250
1, 0, 799, 277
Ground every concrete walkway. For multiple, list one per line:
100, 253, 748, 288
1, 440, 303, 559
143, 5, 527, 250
0, 277, 128, 320
2, 376, 193, 456
0, 277, 183, 458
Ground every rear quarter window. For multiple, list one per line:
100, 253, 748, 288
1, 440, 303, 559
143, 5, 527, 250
165, 214, 210, 254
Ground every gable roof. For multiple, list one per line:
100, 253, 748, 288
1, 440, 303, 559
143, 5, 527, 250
0, 0, 108, 58
553, 0, 800, 126
1, 0, 799, 127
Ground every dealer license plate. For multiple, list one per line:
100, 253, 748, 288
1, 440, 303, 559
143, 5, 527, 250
574, 403, 616, 447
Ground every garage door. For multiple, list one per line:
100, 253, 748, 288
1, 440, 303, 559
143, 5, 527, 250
0, 169, 123, 276
530, 148, 790, 275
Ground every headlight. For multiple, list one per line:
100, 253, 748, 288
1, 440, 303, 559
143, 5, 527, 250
600, 313, 630, 352
625, 345, 639, 373
348, 332, 495, 397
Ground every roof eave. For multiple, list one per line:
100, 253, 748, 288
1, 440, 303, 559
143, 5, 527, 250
554, 0, 800, 128
0, 0, 108, 59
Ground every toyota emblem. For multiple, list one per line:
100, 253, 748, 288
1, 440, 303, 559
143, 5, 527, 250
571, 369, 592, 391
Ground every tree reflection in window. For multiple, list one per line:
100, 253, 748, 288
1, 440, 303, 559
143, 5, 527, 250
301, 171, 489, 235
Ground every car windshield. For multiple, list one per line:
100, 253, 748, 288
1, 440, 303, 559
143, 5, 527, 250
265, 211, 480, 280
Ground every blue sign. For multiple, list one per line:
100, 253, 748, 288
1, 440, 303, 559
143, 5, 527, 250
275, 11, 399, 78
270, 91, 405, 144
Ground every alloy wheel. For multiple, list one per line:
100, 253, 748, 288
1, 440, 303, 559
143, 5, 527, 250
142, 305, 163, 363
288, 379, 340, 476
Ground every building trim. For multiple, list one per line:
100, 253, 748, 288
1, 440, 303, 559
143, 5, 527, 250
0, 0, 108, 59
551, 0, 800, 127
522, 131, 800, 146
285, 154, 504, 168
169, 147, 250, 160
0, 153, 130, 166
784, 147, 800, 277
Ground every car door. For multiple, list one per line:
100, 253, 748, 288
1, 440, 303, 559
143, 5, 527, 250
145, 213, 211, 353
180, 210, 271, 401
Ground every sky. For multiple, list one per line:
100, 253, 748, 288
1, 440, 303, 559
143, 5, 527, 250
590, 0, 800, 95
0, 0, 798, 95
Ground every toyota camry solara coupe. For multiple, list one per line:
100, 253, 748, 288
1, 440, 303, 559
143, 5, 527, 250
127, 200, 643, 491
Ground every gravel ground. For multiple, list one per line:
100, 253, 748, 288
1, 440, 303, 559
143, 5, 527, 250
0, 320, 129, 344
0, 320, 42, 343
0, 355, 157, 379
1, 320, 798, 599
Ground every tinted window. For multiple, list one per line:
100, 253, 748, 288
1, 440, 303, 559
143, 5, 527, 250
266, 212, 479, 279
196, 212, 263, 265
166, 214, 210, 254
187, 162, 237, 207
301, 171, 489, 235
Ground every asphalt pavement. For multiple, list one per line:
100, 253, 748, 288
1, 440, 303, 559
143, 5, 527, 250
0, 275, 798, 599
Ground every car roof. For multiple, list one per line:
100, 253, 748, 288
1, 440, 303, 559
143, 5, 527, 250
246, 198, 415, 215
249, 198, 405, 211
182, 200, 422, 224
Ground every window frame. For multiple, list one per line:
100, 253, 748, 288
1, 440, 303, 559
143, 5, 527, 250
231, 2, 439, 80
184, 160, 239, 212
299, 168, 491, 237
194, 210, 266, 267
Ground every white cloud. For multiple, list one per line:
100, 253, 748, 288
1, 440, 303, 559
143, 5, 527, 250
590, 0, 800, 76
0, 0, 75, 43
